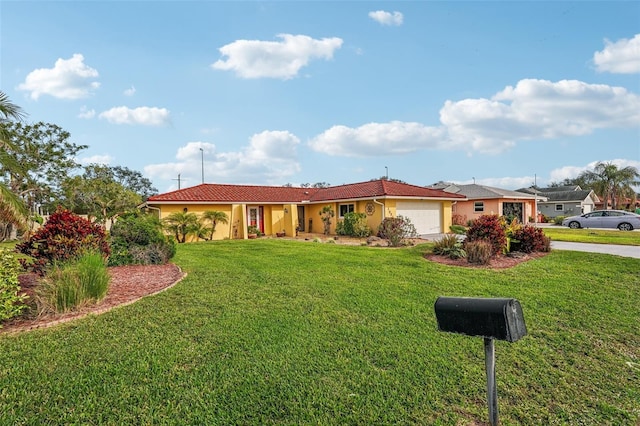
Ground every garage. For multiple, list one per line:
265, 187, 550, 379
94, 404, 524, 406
396, 201, 442, 235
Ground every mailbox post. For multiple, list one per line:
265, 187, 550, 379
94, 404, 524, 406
434, 296, 527, 426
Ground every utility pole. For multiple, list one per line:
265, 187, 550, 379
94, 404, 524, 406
200, 148, 204, 184
385, 166, 388, 179
533, 174, 538, 224
173, 173, 182, 190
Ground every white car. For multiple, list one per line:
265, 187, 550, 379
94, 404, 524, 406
561, 209, 640, 231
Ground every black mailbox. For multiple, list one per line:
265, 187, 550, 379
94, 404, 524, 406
434, 296, 527, 342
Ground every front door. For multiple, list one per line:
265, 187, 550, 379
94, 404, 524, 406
297, 206, 305, 232
248, 206, 263, 233
502, 202, 524, 223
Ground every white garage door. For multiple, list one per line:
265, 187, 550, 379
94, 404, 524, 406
396, 201, 442, 235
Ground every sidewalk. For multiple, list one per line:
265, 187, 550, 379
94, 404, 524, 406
550, 241, 640, 259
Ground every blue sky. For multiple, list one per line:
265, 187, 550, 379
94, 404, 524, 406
2, 1, 639, 193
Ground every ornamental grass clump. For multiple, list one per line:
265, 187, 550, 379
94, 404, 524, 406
464, 240, 493, 265
36, 251, 110, 314
432, 234, 466, 259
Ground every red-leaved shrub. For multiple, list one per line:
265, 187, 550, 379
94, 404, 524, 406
465, 215, 507, 256
513, 225, 551, 253
16, 208, 110, 275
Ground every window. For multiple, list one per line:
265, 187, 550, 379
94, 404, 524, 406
339, 203, 355, 218
474, 202, 484, 213
555, 204, 564, 211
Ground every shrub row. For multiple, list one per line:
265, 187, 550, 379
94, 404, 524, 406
0, 249, 28, 327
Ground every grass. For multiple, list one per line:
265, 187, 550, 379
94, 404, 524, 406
0, 240, 639, 425
542, 226, 640, 245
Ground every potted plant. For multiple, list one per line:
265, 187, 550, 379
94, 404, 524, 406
247, 225, 260, 239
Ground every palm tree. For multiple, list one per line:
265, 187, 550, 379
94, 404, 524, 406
162, 211, 199, 243
581, 162, 640, 209
200, 210, 229, 240
0, 91, 28, 227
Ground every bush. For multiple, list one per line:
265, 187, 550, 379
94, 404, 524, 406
452, 214, 467, 226
433, 235, 466, 259
247, 225, 262, 236
513, 225, 552, 253
108, 212, 175, 266
377, 216, 418, 247
465, 240, 493, 265
36, 251, 110, 314
16, 208, 110, 276
449, 224, 467, 235
0, 249, 28, 327
553, 216, 566, 225
465, 215, 506, 256
336, 212, 372, 237
128, 241, 176, 265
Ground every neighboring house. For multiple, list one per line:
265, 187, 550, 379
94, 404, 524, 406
428, 182, 543, 225
144, 179, 466, 240
517, 186, 599, 219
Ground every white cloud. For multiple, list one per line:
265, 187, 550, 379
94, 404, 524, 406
212, 34, 343, 79
78, 154, 113, 165
308, 79, 640, 157
78, 106, 96, 119
145, 131, 301, 186
17, 54, 100, 100
549, 159, 640, 183
368, 10, 403, 26
593, 34, 640, 74
309, 121, 444, 157
99, 106, 170, 126
124, 85, 136, 96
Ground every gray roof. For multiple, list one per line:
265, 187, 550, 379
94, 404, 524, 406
442, 184, 542, 200
537, 185, 581, 193
539, 190, 594, 203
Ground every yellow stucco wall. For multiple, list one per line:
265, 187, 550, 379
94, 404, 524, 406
150, 203, 302, 240
150, 197, 458, 241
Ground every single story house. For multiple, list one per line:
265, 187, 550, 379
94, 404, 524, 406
144, 179, 466, 240
428, 182, 544, 224
517, 186, 599, 219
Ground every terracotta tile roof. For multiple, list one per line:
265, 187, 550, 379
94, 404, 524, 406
309, 180, 466, 201
147, 184, 321, 203
147, 180, 465, 204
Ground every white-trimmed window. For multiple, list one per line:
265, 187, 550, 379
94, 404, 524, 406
339, 203, 355, 218
474, 201, 484, 213
555, 204, 564, 211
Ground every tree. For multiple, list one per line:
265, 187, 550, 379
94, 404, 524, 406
162, 211, 199, 243
200, 210, 229, 240
59, 164, 157, 223
579, 162, 640, 209
371, 176, 408, 184
318, 205, 335, 235
0, 121, 87, 215
0, 91, 29, 233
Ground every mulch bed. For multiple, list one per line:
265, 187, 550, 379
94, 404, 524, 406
2, 264, 185, 334
424, 251, 549, 269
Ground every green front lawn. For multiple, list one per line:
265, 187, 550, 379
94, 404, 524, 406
1, 240, 638, 425
542, 226, 640, 245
